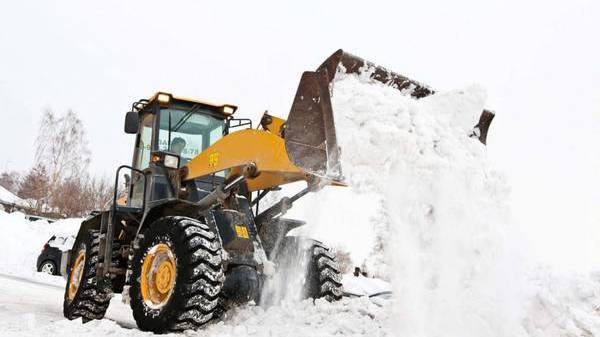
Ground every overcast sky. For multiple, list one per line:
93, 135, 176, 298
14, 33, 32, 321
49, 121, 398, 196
1, 0, 599, 267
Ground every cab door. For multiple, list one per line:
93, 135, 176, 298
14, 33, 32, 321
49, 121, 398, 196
129, 111, 156, 207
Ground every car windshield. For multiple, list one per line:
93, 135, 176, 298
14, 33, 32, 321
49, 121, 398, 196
158, 108, 225, 167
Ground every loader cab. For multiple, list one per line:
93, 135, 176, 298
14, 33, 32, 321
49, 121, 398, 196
125, 92, 237, 206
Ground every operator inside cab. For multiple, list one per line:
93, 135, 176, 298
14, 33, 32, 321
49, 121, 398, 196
169, 137, 188, 166
157, 107, 225, 169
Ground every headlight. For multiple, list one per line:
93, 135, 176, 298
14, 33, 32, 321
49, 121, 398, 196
151, 151, 180, 169
221, 105, 237, 115
164, 154, 180, 169
157, 93, 171, 106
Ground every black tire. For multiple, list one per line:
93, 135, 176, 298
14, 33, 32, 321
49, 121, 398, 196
38, 260, 58, 275
305, 240, 343, 301
63, 230, 112, 322
110, 243, 126, 294
275, 237, 343, 301
129, 216, 224, 333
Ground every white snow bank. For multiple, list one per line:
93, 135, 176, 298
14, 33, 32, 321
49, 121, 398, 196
0, 185, 23, 205
342, 274, 391, 297
0, 210, 80, 279
291, 70, 518, 335
522, 269, 600, 337
291, 68, 600, 337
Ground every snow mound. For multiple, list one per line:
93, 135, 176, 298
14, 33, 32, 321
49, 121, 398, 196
522, 269, 600, 337
0, 185, 23, 205
335, 72, 515, 336
292, 68, 600, 337
293, 71, 518, 335
0, 210, 80, 278
342, 274, 391, 297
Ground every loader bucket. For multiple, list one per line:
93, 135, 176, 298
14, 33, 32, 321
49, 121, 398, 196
285, 70, 342, 182
317, 49, 495, 145
285, 49, 495, 183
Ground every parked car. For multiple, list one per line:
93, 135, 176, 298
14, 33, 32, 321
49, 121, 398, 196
36, 235, 74, 276
25, 214, 57, 223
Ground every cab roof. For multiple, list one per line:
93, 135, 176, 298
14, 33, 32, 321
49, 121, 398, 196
148, 91, 238, 115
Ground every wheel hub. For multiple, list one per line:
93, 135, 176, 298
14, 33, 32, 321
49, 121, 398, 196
41, 262, 54, 274
155, 260, 174, 294
141, 243, 177, 309
67, 250, 86, 300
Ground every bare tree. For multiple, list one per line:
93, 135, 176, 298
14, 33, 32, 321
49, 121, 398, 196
29, 109, 116, 217
18, 165, 50, 212
15, 109, 118, 217
35, 109, 91, 199
82, 176, 113, 213
0, 171, 21, 195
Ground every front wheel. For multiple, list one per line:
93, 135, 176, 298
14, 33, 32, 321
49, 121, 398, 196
63, 230, 112, 322
129, 216, 224, 333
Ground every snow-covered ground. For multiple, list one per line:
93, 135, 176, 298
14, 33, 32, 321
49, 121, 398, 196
0, 274, 390, 337
1, 70, 600, 337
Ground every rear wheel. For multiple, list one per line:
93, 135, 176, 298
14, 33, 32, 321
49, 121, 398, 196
129, 216, 224, 333
63, 231, 112, 322
305, 240, 343, 301
274, 237, 343, 302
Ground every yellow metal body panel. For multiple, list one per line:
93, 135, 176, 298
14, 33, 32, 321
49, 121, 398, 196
262, 114, 286, 136
184, 129, 308, 192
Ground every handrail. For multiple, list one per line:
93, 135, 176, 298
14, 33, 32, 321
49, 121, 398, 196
112, 165, 148, 213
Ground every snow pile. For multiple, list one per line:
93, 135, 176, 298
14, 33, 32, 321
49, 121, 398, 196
291, 69, 600, 337
343, 274, 391, 297
260, 239, 314, 305
0, 210, 80, 278
522, 269, 600, 336
292, 71, 519, 335
205, 298, 389, 337
0, 185, 23, 205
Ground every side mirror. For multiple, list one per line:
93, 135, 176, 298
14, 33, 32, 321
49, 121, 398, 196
124, 111, 139, 134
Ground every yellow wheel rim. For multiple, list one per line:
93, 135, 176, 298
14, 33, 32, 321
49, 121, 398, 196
67, 250, 86, 300
141, 243, 177, 309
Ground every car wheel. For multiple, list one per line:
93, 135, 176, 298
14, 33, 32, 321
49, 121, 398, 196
39, 260, 57, 275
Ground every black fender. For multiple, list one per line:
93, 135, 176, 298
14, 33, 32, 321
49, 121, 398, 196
137, 199, 208, 236
67, 211, 104, 271
259, 217, 305, 258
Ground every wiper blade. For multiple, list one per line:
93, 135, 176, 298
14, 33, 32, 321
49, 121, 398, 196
171, 104, 201, 133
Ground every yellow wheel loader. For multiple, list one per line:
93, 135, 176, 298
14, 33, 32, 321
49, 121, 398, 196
63, 49, 493, 333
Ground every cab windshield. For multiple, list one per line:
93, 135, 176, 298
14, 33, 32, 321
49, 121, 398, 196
158, 108, 225, 167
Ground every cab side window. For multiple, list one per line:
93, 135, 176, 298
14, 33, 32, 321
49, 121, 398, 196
135, 114, 155, 170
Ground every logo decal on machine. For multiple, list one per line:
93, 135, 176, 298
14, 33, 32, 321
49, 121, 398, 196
208, 152, 219, 168
234, 225, 249, 239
